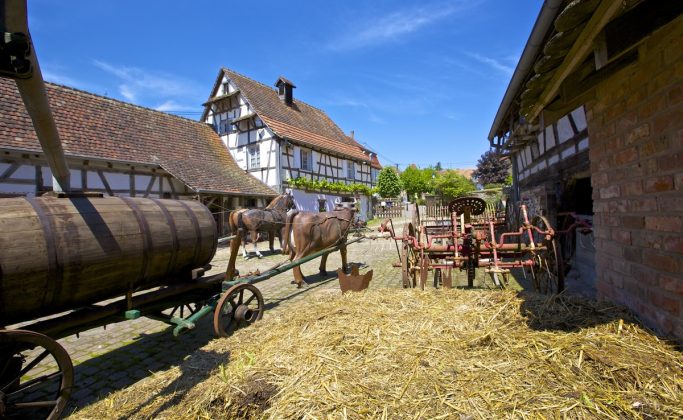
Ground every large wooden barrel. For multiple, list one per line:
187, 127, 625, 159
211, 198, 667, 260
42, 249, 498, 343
0, 196, 217, 326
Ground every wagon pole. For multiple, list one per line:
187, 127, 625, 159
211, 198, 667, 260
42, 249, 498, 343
217, 234, 237, 245
4, 0, 71, 192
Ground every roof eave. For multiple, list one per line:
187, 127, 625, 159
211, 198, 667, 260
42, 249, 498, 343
487, 0, 564, 142
196, 188, 276, 197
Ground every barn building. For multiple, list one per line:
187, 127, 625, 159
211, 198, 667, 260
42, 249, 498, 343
489, 1, 683, 338
201, 68, 381, 219
0, 79, 276, 234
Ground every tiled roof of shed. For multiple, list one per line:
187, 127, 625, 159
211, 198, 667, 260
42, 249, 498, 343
219, 68, 373, 163
0, 78, 275, 196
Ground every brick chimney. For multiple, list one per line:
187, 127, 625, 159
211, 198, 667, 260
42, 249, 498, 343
275, 76, 296, 106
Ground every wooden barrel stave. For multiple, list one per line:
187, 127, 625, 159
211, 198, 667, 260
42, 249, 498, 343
0, 196, 217, 326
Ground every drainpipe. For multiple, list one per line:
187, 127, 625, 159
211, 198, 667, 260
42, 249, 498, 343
4, 0, 71, 192
487, 0, 564, 143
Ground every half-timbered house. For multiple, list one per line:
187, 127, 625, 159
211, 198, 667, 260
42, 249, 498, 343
201, 68, 381, 219
488, 1, 683, 338
0, 78, 276, 234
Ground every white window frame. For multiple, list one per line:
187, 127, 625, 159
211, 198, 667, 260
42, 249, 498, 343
248, 145, 260, 169
301, 149, 312, 171
347, 161, 355, 180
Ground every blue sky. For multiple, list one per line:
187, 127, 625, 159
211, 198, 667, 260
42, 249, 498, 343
29, 0, 542, 169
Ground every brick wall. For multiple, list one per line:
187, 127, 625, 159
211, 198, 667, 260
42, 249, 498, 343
586, 15, 683, 338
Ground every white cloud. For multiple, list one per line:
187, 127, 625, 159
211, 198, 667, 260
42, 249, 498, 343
42, 70, 86, 89
154, 100, 196, 112
329, 1, 475, 51
466, 52, 514, 75
119, 84, 137, 102
92, 60, 199, 105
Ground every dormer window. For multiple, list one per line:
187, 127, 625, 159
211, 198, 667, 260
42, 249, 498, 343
274, 76, 296, 106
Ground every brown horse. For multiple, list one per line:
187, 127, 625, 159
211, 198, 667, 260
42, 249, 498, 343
229, 193, 295, 258
282, 201, 357, 288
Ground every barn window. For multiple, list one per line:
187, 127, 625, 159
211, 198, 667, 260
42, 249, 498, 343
301, 149, 312, 171
248, 145, 260, 169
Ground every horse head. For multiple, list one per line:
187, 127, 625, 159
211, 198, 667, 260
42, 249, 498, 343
284, 192, 296, 210
268, 192, 296, 212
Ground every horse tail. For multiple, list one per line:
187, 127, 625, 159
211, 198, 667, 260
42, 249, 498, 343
282, 209, 298, 255
237, 211, 246, 233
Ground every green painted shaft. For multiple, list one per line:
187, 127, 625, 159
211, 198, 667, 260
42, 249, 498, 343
172, 300, 216, 336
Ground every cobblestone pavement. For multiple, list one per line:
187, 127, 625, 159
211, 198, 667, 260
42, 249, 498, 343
14, 221, 532, 415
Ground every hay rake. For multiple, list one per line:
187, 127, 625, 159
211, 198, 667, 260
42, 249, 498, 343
381, 197, 564, 293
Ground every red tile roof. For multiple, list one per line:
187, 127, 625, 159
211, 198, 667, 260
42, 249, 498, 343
370, 153, 382, 169
216, 68, 377, 164
0, 78, 275, 196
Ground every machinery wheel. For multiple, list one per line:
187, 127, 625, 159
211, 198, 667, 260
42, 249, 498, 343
413, 204, 421, 228
213, 284, 264, 337
0, 330, 73, 420
400, 223, 418, 288
529, 216, 565, 294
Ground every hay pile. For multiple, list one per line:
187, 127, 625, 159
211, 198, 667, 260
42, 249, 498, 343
72, 289, 682, 419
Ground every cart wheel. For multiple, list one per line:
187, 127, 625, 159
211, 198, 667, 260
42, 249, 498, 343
0, 330, 73, 420
530, 216, 564, 294
213, 284, 264, 337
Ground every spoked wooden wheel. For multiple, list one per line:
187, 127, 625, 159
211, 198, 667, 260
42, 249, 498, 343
213, 284, 265, 337
400, 223, 419, 288
0, 330, 73, 420
529, 216, 564, 294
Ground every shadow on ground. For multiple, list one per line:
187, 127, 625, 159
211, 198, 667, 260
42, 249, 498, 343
64, 318, 216, 414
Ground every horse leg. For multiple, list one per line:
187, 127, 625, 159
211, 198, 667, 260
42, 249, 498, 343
268, 231, 275, 252
241, 237, 249, 259
319, 254, 328, 276
292, 263, 308, 288
340, 245, 348, 273
253, 231, 263, 258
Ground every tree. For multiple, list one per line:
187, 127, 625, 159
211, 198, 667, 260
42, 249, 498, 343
400, 165, 433, 201
432, 170, 475, 201
472, 150, 511, 186
435, 161, 443, 171
376, 167, 403, 198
